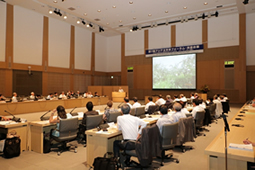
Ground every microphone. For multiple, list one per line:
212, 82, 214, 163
118, 102, 123, 109
70, 107, 78, 116
40, 110, 51, 121
4, 110, 21, 122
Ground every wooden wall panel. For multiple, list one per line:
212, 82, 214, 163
247, 70, 255, 100
121, 34, 127, 85
47, 72, 71, 93
87, 86, 102, 96
73, 74, 91, 93
134, 65, 152, 89
5, 4, 13, 69
171, 25, 176, 47
0, 69, 6, 96
202, 20, 208, 49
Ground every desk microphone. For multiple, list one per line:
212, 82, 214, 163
4, 110, 21, 122
70, 107, 78, 116
40, 110, 51, 121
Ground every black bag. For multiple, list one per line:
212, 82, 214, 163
43, 138, 51, 153
3, 137, 21, 158
93, 152, 117, 170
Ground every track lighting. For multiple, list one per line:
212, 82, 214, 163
99, 27, 104, 32
215, 11, 219, 17
202, 13, 205, 19
243, 0, 249, 5
49, 9, 53, 14
82, 20, 86, 25
89, 23, 93, 27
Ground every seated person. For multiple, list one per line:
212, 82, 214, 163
132, 97, 141, 108
94, 92, 99, 97
83, 91, 88, 98
103, 101, 118, 122
190, 92, 195, 99
156, 105, 174, 134
49, 105, 72, 137
11, 92, 18, 103
59, 91, 67, 99
179, 99, 190, 114
30, 92, 35, 100
243, 139, 255, 146
172, 103, 186, 123
53, 92, 58, 100
113, 104, 147, 159
0, 94, 6, 102
87, 91, 93, 98
198, 97, 206, 109
173, 94, 179, 102
124, 97, 132, 109
223, 93, 228, 101
165, 95, 173, 105
0, 116, 11, 121
155, 94, 166, 106
145, 96, 155, 112
191, 99, 204, 118
82, 101, 99, 125
213, 95, 223, 118
46, 93, 54, 100
118, 87, 124, 92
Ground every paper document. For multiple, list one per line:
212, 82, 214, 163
229, 143, 253, 151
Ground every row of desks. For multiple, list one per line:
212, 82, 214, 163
205, 104, 255, 170
0, 97, 109, 115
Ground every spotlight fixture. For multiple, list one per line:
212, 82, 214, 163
89, 23, 93, 27
215, 11, 219, 17
63, 15, 67, 19
202, 13, 205, 19
77, 19, 80, 24
132, 26, 138, 31
58, 10, 62, 16
243, 0, 249, 5
54, 8, 58, 15
81, 20, 86, 25
99, 27, 104, 32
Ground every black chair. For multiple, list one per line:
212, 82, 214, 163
147, 105, 159, 115
135, 106, 145, 118
161, 122, 179, 165
50, 118, 79, 156
186, 113, 192, 117
108, 112, 121, 123
130, 108, 136, 116
222, 101, 230, 114
86, 114, 103, 130
195, 111, 206, 136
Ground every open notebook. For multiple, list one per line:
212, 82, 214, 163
229, 143, 253, 151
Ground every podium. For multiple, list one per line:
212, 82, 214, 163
198, 93, 207, 101
112, 92, 126, 102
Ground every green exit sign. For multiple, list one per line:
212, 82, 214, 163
225, 61, 235, 65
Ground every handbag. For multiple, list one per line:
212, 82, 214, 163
3, 137, 21, 158
93, 152, 118, 170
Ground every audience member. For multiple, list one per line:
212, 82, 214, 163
213, 95, 222, 118
87, 91, 93, 98
59, 91, 67, 99
172, 103, 186, 123
30, 92, 35, 100
155, 94, 166, 106
113, 104, 147, 159
191, 99, 204, 118
190, 93, 195, 99
118, 87, 124, 92
11, 92, 18, 103
46, 93, 54, 100
179, 99, 190, 114
103, 101, 118, 122
165, 95, 173, 105
132, 97, 141, 108
82, 101, 99, 125
145, 96, 155, 112
94, 92, 99, 97
124, 97, 132, 109
156, 105, 174, 134
173, 94, 179, 102
0, 94, 6, 101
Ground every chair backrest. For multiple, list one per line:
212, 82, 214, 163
86, 114, 103, 130
195, 111, 205, 128
161, 122, 179, 149
147, 105, 159, 115
209, 103, 216, 116
135, 106, 145, 118
108, 111, 122, 123
222, 102, 229, 113
130, 108, 136, 116
186, 113, 192, 117
58, 118, 79, 139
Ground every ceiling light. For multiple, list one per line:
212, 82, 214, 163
86, 23, 89, 27
119, 20, 122, 23
130, 28, 133, 32
63, 15, 67, 19
53, 0, 57, 3
165, 10, 168, 13
83, 13, 87, 16
89, 23, 93, 27
204, 2, 208, 5
133, 17, 136, 20
215, 11, 219, 17
97, 10, 101, 12
49, 9, 53, 14
183, 6, 187, 9
106, 23, 109, 25
77, 19, 80, 24
243, 0, 249, 5
129, 1, 133, 4
148, 14, 152, 17
112, 5, 116, 8
82, 20, 86, 25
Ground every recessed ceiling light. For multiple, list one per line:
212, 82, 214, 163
53, 0, 58, 3
129, 1, 133, 4
97, 10, 101, 12
106, 23, 109, 25
83, 13, 87, 16
77, 20, 80, 24
86, 24, 89, 27
49, 9, 53, 14
63, 15, 67, 19
148, 14, 152, 16
204, 2, 208, 5
119, 20, 122, 23
165, 10, 168, 13
112, 5, 116, 8
133, 17, 136, 20
183, 6, 187, 9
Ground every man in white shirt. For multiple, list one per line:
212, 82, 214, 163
124, 97, 132, 109
172, 103, 186, 123
113, 104, 147, 159
132, 97, 141, 108
145, 96, 155, 112
118, 87, 124, 92
156, 105, 174, 134
191, 99, 204, 118
59, 91, 67, 99
11, 92, 18, 103
155, 95, 166, 106
213, 95, 223, 118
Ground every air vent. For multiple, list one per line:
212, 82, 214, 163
68, 7, 76, 11
216, 5, 223, 8
94, 18, 101, 21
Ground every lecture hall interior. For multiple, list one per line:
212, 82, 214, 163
0, 0, 255, 169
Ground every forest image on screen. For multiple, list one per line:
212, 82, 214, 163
153, 54, 196, 89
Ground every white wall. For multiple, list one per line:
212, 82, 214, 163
106, 35, 121, 72
0, 2, 6, 62
208, 13, 239, 48
246, 13, 255, 66
95, 34, 107, 72
148, 25, 171, 49
75, 26, 92, 70
13, 6, 43, 65
125, 31, 144, 56
176, 20, 202, 46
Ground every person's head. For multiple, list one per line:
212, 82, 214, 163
166, 95, 171, 100
173, 103, 182, 112
86, 101, 94, 111
107, 100, 113, 108
220, 95, 224, 100
124, 97, 129, 103
56, 105, 67, 119
159, 105, 168, 115
54, 92, 58, 95
190, 92, 194, 97
223, 93, 227, 97
193, 99, 200, 106
95, 92, 98, 95
198, 98, 203, 104
217, 94, 220, 97
213, 95, 217, 100
31, 92, 34, 96
173, 94, 178, 99
77, 91, 80, 94
121, 104, 131, 115
148, 96, 153, 102
13, 92, 17, 96
61, 91, 65, 95
208, 97, 213, 102
119, 87, 122, 89
158, 94, 163, 99
194, 93, 198, 97
133, 97, 138, 102
179, 94, 184, 98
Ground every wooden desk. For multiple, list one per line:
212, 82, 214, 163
85, 128, 123, 167
0, 122, 28, 152
205, 104, 255, 170
112, 92, 126, 102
